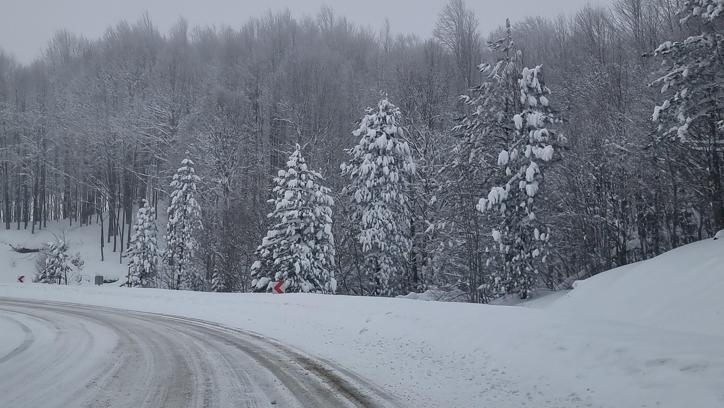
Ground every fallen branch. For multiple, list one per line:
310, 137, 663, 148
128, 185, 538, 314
9, 244, 42, 254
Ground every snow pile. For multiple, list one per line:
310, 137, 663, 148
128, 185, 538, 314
397, 286, 468, 302
490, 288, 565, 308
715, 229, 724, 240
550, 237, 724, 336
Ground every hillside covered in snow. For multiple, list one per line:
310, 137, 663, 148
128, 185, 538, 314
551, 237, 724, 336
0, 221, 127, 285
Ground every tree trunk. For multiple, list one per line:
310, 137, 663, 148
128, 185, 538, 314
99, 192, 105, 262
710, 121, 724, 230
40, 161, 46, 229
3, 161, 9, 230
16, 170, 21, 230
119, 199, 125, 263
108, 162, 115, 246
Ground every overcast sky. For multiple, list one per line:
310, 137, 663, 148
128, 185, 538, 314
0, 0, 607, 64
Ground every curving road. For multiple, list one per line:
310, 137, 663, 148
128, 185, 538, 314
0, 298, 398, 408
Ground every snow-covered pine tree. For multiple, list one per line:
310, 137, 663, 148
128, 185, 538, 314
472, 22, 560, 299
455, 19, 521, 178
125, 199, 159, 288
341, 98, 416, 296
478, 66, 558, 299
35, 239, 71, 284
163, 154, 203, 290
449, 20, 522, 302
652, 0, 724, 230
251, 145, 337, 294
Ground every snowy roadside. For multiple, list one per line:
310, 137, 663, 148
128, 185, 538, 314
2, 253, 723, 408
0, 222, 128, 285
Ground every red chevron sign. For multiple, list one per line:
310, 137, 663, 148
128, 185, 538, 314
273, 280, 285, 294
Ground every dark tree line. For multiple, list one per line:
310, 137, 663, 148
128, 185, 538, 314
0, 0, 721, 300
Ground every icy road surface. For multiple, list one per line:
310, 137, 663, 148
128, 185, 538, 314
0, 299, 397, 408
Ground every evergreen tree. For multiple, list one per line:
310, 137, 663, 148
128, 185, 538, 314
477, 65, 558, 299
163, 154, 203, 290
464, 22, 560, 299
125, 199, 159, 288
454, 19, 521, 182
450, 19, 522, 301
652, 0, 724, 229
35, 239, 71, 284
251, 145, 337, 293
341, 99, 416, 296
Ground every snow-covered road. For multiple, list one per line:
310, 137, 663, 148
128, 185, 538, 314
0, 299, 397, 408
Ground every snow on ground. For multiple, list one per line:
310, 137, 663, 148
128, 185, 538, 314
1, 231, 723, 407
0, 221, 129, 284
0, 312, 27, 358
549, 238, 724, 336
489, 287, 568, 308
396, 286, 468, 302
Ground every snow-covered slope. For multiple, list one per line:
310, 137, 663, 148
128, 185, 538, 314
0, 222, 127, 284
549, 237, 724, 336
1, 234, 723, 407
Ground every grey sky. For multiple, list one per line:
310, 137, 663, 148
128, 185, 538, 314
0, 0, 608, 64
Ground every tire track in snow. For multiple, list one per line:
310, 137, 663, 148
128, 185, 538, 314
0, 298, 400, 408
0, 311, 34, 364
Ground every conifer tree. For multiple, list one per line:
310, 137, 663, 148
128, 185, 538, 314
455, 19, 521, 178
341, 99, 416, 296
163, 154, 203, 290
125, 199, 159, 288
450, 20, 522, 301
35, 239, 71, 284
251, 145, 337, 293
460, 21, 560, 299
477, 64, 559, 299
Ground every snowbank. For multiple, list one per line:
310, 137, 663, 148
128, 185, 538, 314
550, 237, 724, 336
397, 286, 468, 302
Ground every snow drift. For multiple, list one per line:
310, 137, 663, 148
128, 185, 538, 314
550, 237, 724, 336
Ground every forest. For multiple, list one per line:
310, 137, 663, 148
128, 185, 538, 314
0, 0, 722, 301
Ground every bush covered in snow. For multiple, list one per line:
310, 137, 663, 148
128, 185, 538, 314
125, 199, 159, 288
35, 239, 83, 285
